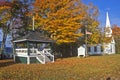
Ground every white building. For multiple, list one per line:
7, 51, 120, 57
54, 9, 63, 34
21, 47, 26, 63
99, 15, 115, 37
88, 12, 115, 55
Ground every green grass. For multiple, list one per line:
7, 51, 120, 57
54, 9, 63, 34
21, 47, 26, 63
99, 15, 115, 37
0, 54, 120, 80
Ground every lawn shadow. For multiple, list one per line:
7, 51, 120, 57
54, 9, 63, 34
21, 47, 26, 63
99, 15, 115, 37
0, 59, 15, 68
89, 54, 103, 56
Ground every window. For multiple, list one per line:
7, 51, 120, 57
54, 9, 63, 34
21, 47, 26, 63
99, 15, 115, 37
88, 47, 91, 52
101, 46, 103, 52
94, 46, 97, 52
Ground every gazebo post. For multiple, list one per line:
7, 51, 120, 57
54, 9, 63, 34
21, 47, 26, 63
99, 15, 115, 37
27, 41, 30, 64
13, 42, 16, 62
27, 41, 30, 55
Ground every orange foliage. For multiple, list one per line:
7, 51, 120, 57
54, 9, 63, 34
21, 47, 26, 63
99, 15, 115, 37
31, 0, 88, 44
0, 1, 11, 24
112, 25, 120, 39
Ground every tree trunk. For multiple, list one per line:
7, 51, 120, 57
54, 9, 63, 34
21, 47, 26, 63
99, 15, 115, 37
0, 24, 9, 59
70, 44, 73, 56
1, 30, 7, 59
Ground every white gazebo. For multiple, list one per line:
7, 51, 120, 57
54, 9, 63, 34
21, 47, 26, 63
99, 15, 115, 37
13, 31, 54, 64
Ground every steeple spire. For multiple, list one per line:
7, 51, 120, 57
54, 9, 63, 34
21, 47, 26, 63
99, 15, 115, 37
104, 11, 115, 54
106, 12, 111, 28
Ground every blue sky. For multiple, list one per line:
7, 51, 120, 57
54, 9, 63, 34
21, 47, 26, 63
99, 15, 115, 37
1, 0, 120, 47
0, 29, 11, 47
82, 0, 120, 27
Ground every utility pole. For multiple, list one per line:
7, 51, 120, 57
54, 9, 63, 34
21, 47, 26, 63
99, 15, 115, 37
32, 16, 35, 31
85, 25, 88, 57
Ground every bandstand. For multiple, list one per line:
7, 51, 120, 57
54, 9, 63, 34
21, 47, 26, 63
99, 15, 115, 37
13, 31, 54, 64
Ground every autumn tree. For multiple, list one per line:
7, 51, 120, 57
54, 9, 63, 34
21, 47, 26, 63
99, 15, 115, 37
0, 0, 31, 59
0, 1, 11, 59
81, 3, 99, 46
29, 0, 99, 57
32, 0, 99, 44
32, 0, 89, 44
10, 0, 31, 39
112, 25, 120, 53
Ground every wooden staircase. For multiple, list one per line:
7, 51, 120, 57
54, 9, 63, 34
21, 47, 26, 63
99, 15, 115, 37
36, 49, 54, 64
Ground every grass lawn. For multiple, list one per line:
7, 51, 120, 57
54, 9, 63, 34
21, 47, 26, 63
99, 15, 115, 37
0, 54, 120, 80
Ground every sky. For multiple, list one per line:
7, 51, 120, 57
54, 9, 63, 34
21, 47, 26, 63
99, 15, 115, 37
82, 0, 120, 27
0, 29, 11, 47
1, 0, 120, 47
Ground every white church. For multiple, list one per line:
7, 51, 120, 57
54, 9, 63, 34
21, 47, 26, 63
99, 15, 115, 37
78, 12, 115, 57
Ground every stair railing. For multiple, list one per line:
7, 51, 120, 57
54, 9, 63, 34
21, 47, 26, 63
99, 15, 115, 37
35, 49, 46, 64
42, 48, 54, 62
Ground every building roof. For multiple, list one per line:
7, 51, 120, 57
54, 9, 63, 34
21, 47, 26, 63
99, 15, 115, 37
13, 31, 54, 43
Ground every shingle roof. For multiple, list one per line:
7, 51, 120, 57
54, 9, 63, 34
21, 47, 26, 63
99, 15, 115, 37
13, 31, 54, 43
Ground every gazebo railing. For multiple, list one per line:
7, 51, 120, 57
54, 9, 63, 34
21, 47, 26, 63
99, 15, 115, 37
15, 48, 28, 56
15, 48, 54, 64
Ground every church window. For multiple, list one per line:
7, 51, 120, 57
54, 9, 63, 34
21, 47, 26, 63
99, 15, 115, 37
88, 47, 91, 52
94, 46, 97, 52
101, 46, 103, 52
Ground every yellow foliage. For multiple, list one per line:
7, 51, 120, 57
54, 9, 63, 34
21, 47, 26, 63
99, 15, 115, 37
0, 6, 11, 24
31, 0, 87, 44
87, 30, 101, 44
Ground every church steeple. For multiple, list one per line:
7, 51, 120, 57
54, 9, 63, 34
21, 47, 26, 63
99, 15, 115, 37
104, 12, 115, 54
106, 12, 111, 28
105, 12, 112, 37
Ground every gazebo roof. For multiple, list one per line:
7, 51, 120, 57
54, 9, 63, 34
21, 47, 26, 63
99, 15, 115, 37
13, 31, 54, 43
